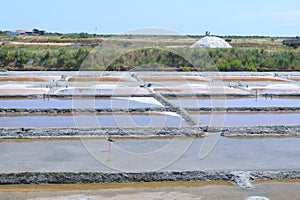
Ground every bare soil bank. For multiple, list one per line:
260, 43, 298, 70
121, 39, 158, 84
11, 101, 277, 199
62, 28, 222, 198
0, 125, 299, 139
1, 170, 300, 189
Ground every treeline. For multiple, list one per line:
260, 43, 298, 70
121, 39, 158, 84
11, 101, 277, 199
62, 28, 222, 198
0, 46, 299, 71
187, 35, 297, 39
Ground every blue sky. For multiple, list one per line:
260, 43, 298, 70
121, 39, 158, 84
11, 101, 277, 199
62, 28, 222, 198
1, 0, 299, 36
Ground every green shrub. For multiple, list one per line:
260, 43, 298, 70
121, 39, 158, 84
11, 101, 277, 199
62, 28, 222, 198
245, 63, 257, 71
180, 66, 192, 72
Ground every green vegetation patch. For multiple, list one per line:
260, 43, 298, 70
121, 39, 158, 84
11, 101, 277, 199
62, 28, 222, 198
0, 45, 299, 71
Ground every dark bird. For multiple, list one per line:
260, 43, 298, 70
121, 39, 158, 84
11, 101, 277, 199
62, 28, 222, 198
107, 138, 115, 143
139, 82, 146, 87
147, 83, 152, 87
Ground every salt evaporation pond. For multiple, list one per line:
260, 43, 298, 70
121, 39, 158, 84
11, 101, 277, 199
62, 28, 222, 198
191, 112, 300, 126
250, 84, 300, 94
140, 76, 210, 82
0, 137, 299, 173
0, 76, 61, 82
0, 97, 163, 109
66, 76, 137, 82
0, 112, 187, 128
153, 86, 248, 95
55, 87, 149, 95
0, 85, 49, 95
214, 76, 289, 82
168, 97, 300, 108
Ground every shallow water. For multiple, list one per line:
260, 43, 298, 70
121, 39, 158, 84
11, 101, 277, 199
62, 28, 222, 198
56, 88, 115, 95
168, 97, 300, 108
253, 88, 300, 94
191, 112, 300, 126
0, 113, 187, 128
0, 88, 49, 95
0, 137, 299, 173
0, 97, 163, 109
55, 87, 149, 95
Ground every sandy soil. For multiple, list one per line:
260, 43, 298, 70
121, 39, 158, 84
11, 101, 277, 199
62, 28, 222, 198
290, 77, 300, 81
1, 181, 300, 200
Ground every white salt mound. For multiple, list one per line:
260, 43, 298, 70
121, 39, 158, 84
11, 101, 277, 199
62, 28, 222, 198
191, 36, 232, 48
247, 196, 270, 200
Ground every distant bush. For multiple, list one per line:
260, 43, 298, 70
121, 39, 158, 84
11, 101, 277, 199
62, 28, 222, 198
61, 32, 97, 39
11, 36, 103, 44
180, 65, 192, 72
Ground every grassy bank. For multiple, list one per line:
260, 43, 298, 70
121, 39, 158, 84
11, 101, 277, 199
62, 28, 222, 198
0, 37, 299, 71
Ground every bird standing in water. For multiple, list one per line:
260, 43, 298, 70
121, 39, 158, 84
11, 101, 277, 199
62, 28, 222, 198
105, 135, 115, 152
